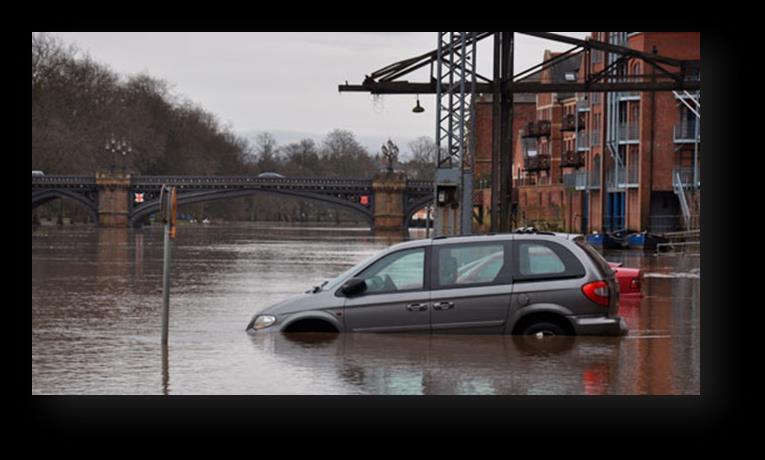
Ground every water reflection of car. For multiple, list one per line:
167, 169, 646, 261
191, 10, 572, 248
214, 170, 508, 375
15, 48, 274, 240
248, 333, 622, 395
246, 233, 627, 337
257, 172, 285, 178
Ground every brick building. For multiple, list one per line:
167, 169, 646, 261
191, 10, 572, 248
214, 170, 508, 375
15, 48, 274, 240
473, 31, 700, 233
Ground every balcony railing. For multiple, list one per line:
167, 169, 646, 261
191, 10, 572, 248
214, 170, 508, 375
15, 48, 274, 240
524, 154, 551, 172
560, 150, 585, 168
673, 122, 700, 143
673, 166, 701, 189
606, 167, 639, 189
561, 113, 586, 132
618, 122, 639, 142
515, 175, 551, 187
577, 130, 591, 150
618, 91, 641, 101
563, 170, 600, 190
522, 120, 552, 138
576, 97, 590, 112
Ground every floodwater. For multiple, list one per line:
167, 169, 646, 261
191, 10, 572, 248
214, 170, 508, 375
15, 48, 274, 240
32, 223, 700, 394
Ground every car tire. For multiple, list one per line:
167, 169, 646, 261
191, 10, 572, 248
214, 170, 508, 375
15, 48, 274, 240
522, 321, 567, 337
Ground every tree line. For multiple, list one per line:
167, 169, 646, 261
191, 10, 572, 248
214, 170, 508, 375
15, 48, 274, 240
32, 33, 435, 225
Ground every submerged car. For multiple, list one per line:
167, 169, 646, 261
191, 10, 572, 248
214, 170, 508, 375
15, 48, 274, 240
608, 262, 642, 298
246, 234, 627, 337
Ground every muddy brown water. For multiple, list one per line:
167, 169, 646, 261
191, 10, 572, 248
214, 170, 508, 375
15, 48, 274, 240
32, 223, 699, 394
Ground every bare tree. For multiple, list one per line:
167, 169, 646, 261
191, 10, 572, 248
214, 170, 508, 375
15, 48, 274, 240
407, 136, 436, 180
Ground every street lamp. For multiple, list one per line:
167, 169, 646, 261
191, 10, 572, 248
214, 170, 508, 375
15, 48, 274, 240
412, 95, 425, 113
105, 135, 132, 174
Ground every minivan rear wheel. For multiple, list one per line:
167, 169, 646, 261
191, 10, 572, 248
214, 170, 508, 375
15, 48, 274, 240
521, 321, 567, 337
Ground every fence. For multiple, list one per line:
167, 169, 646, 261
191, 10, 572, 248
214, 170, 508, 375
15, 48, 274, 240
649, 214, 700, 233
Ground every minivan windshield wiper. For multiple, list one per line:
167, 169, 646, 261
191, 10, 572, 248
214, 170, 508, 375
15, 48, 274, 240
309, 280, 329, 293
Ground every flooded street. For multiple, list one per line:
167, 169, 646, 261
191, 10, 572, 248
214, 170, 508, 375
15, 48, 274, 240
32, 223, 700, 394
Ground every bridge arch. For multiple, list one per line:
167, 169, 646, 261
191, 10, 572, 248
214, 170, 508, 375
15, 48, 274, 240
32, 189, 99, 224
404, 195, 434, 226
129, 187, 374, 228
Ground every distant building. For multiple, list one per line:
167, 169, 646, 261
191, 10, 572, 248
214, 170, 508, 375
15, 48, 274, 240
473, 32, 700, 233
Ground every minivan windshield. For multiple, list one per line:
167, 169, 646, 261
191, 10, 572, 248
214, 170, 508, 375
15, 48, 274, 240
320, 252, 381, 292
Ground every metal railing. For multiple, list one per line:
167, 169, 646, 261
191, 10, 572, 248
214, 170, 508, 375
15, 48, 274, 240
533, 120, 552, 137
561, 113, 586, 131
524, 154, 551, 171
605, 167, 639, 189
618, 91, 641, 100
673, 167, 701, 189
577, 131, 590, 150
563, 170, 600, 190
560, 150, 585, 168
673, 122, 700, 143
618, 122, 639, 142
650, 214, 700, 233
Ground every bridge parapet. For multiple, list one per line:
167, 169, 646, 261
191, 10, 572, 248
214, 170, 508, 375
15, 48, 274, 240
33, 174, 434, 232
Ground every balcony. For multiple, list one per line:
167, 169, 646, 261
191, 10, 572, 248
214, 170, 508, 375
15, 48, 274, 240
674, 166, 701, 189
606, 167, 639, 190
618, 122, 639, 143
515, 175, 551, 187
562, 170, 600, 190
560, 150, 585, 168
577, 130, 591, 150
618, 91, 641, 101
524, 154, 551, 172
522, 120, 552, 138
673, 122, 700, 143
561, 113, 586, 132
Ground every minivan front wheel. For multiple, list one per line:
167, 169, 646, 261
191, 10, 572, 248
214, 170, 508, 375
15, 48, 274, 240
521, 321, 567, 337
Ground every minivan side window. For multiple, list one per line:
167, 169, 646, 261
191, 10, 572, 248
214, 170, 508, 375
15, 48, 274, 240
433, 243, 510, 289
513, 240, 585, 282
357, 248, 425, 294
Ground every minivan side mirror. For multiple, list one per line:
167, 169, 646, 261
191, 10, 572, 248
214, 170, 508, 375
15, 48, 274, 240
340, 277, 367, 297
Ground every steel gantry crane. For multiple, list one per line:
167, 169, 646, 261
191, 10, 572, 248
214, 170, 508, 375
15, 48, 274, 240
339, 32, 700, 236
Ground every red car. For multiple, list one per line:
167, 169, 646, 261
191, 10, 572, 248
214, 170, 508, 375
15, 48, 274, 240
608, 262, 643, 298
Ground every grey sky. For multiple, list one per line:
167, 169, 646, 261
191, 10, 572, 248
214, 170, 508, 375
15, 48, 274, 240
50, 32, 588, 156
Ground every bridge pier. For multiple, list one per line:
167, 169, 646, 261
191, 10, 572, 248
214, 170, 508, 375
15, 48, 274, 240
96, 172, 131, 227
372, 172, 407, 233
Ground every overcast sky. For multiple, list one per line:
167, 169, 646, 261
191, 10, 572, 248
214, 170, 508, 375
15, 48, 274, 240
50, 32, 588, 157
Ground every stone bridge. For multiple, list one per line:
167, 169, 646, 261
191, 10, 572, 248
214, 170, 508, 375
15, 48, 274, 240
32, 172, 433, 232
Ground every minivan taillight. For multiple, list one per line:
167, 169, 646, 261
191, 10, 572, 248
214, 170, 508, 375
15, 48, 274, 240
582, 280, 610, 307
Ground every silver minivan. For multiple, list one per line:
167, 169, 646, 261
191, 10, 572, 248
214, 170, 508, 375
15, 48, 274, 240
246, 234, 628, 336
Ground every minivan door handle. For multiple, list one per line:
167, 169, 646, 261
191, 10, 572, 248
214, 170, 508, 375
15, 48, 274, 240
406, 303, 429, 312
432, 301, 454, 311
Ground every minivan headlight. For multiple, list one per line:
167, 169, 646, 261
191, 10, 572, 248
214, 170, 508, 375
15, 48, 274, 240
253, 315, 277, 330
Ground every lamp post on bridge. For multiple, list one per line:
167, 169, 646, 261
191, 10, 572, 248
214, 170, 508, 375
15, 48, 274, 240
105, 134, 132, 174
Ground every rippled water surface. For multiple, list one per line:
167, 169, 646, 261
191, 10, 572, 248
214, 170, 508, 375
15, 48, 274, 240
32, 224, 700, 394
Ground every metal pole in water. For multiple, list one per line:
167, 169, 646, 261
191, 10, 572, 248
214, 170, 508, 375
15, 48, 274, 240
161, 218, 171, 345
160, 185, 177, 346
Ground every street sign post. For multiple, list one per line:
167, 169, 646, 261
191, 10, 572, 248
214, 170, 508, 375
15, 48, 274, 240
160, 185, 177, 345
